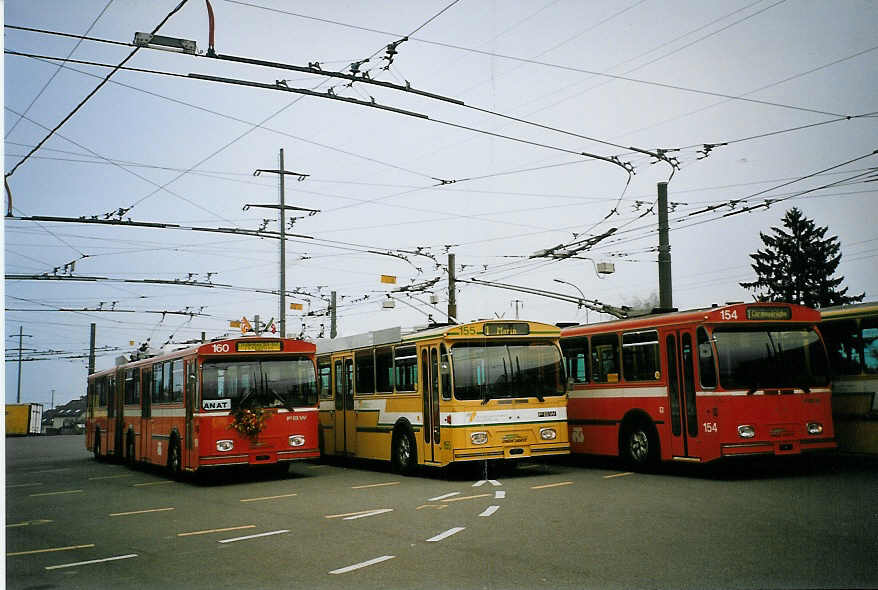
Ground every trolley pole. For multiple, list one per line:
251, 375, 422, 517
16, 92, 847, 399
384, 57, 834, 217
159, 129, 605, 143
447, 253, 457, 323
657, 182, 673, 309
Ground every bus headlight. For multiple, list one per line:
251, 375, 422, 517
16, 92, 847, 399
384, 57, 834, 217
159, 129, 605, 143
216, 440, 234, 452
807, 422, 823, 435
470, 431, 488, 445
289, 435, 306, 447
737, 425, 756, 439
539, 427, 557, 440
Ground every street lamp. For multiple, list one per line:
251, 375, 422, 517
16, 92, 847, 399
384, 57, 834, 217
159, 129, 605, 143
554, 279, 589, 324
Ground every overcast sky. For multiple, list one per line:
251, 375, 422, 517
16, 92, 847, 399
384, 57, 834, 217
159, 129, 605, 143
4, 0, 877, 407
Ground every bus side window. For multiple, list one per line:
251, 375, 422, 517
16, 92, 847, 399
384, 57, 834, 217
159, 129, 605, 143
591, 334, 620, 383
822, 320, 863, 376
394, 345, 417, 392
355, 349, 375, 395
317, 358, 332, 399
622, 330, 660, 382
562, 337, 589, 384
862, 318, 878, 375
440, 344, 452, 401
375, 347, 393, 393
171, 359, 184, 403
697, 327, 717, 388
152, 363, 163, 404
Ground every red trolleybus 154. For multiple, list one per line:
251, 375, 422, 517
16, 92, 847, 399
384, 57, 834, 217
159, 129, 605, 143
560, 303, 835, 467
86, 337, 319, 475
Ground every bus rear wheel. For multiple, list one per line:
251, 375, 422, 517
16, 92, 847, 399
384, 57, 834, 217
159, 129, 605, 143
621, 421, 657, 471
392, 427, 417, 476
167, 439, 182, 478
125, 434, 136, 467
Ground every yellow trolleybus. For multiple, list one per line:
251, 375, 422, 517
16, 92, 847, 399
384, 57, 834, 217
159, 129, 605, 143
316, 320, 569, 473
820, 301, 878, 455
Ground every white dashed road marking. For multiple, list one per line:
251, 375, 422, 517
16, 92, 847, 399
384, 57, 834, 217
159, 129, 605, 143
329, 555, 395, 575
426, 527, 465, 542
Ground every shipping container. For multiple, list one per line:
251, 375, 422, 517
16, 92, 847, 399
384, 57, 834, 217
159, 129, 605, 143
6, 403, 43, 436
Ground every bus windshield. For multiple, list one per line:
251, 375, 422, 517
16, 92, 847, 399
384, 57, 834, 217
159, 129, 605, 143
712, 327, 829, 391
202, 358, 317, 409
451, 342, 565, 401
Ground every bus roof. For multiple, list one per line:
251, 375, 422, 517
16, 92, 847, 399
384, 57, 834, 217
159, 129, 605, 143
88, 336, 315, 378
561, 302, 821, 337
316, 319, 561, 355
820, 301, 878, 320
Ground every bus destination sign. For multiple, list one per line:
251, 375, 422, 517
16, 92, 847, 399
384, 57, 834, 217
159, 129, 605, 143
483, 322, 530, 336
746, 306, 792, 321
236, 341, 283, 352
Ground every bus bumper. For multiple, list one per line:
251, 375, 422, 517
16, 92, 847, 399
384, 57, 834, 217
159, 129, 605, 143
453, 443, 570, 461
721, 438, 836, 457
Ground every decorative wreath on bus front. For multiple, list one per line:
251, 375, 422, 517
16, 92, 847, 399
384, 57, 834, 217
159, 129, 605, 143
230, 406, 266, 437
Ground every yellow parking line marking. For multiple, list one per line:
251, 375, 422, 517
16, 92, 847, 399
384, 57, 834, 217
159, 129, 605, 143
6, 519, 53, 528
29, 490, 83, 497
133, 481, 174, 487
7, 544, 94, 557
177, 525, 256, 537
351, 481, 400, 490
604, 472, 634, 479
239, 493, 298, 502
89, 474, 134, 480
530, 481, 574, 490
441, 493, 491, 503
6, 483, 43, 488
109, 507, 175, 517
416, 504, 448, 510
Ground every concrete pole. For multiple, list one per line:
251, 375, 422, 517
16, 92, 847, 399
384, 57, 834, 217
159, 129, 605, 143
88, 323, 96, 376
447, 253, 457, 323
17, 326, 23, 403
330, 291, 337, 338
279, 148, 286, 338
657, 182, 673, 310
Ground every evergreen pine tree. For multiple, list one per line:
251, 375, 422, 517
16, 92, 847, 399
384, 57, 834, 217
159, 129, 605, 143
740, 207, 864, 308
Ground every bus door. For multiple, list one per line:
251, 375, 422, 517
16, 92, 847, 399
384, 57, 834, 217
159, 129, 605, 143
184, 359, 197, 468
666, 331, 700, 459
111, 373, 123, 458
333, 356, 355, 455
420, 346, 442, 463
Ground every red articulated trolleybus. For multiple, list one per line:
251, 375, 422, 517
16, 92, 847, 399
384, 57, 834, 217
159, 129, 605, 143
86, 337, 319, 475
560, 302, 835, 467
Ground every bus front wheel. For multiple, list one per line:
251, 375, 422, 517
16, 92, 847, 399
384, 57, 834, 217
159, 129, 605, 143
392, 427, 417, 476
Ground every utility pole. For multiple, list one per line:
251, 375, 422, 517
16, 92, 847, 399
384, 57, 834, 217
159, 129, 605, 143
252, 150, 315, 339
88, 323, 96, 375
278, 148, 286, 337
15, 326, 33, 403
51, 388, 55, 410
657, 182, 673, 310
447, 253, 457, 323
330, 291, 337, 338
